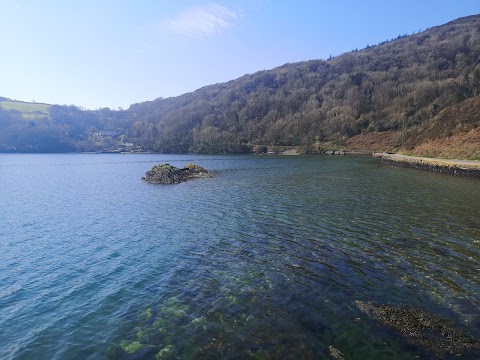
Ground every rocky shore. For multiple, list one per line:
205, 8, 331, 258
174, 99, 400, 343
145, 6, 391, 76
373, 153, 480, 178
142, 163, 212, 184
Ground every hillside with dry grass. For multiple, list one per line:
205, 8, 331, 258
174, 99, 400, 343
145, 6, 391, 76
404, 96, 480, 159
346, 96, 480, 158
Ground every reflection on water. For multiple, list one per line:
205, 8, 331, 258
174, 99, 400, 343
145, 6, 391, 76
0, 154, 479, 359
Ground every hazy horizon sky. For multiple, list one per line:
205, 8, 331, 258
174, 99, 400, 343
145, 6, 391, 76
0, 1, 478, 109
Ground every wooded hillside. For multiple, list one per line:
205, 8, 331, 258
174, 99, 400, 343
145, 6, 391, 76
1, 15, 479, 157
125, 15, 480, 156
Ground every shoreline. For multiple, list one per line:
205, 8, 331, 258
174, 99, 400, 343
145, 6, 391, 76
373, 153, 480, 179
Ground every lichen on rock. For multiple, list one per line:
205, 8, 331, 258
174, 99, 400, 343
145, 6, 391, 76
142, 163, 212, 184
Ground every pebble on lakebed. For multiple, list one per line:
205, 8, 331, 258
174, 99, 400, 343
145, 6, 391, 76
142, 163, 212, 184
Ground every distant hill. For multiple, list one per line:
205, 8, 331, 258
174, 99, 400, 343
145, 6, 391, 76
0, 98, 131, 152
1, 15, 480, 157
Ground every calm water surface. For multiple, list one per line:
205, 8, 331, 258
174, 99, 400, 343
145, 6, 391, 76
0, 154, 479, 359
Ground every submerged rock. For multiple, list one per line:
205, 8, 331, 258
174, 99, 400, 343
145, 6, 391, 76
328, 345, 345, 360
355, 300, 480, 356
142, 163, 212, 184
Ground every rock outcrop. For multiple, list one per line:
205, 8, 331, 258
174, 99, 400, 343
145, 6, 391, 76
356, 301, 480, 356
142, 163, 212, 184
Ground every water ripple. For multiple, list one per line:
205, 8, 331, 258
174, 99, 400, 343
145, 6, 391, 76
0, 154, 479, 359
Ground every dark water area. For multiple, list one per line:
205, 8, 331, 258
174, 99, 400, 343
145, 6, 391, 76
0, 154, 479, 359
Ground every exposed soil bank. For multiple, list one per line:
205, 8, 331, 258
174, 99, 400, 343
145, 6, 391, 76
374, 153, 480, 179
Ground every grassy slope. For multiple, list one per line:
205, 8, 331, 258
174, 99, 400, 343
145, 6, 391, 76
0, 100, 50, 119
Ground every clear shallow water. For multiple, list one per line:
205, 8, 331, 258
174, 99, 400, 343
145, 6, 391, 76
0, 154, 479, 359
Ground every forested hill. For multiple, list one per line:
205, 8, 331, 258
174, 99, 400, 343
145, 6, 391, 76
1, 15, 480, 157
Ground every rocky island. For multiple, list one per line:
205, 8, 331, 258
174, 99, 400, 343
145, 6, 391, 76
142, 163, 212, 184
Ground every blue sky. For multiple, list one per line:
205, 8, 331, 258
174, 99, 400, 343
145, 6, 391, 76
0, 0, 478, 109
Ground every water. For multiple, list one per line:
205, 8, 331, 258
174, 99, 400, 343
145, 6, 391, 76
0, 154, 479, 359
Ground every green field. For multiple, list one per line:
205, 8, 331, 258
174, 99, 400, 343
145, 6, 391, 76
0, 100, 50, 119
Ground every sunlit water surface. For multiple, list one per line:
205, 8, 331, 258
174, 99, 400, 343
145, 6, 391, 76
0, 154, 479, 359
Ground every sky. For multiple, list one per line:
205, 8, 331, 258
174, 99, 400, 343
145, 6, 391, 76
0, 1, 478, 110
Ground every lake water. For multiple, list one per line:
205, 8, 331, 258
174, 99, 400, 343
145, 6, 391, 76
0, 154, 479, 359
